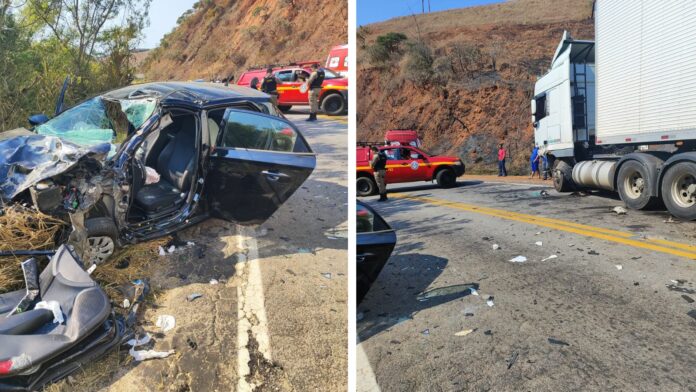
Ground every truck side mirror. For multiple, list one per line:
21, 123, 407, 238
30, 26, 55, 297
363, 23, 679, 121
28, 114, 49, 126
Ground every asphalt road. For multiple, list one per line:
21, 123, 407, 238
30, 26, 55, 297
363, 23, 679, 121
357, 177, 696, 392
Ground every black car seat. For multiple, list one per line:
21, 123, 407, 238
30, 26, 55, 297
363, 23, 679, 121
0, 246, 111, 377
135, 119, 197, 213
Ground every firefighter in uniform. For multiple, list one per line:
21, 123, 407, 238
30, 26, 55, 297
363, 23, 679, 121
370, 146, 388, 201
260, 68, 280, 107
305, 63, 324, 121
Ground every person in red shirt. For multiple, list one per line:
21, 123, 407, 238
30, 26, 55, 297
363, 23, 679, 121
497, 143, 507, 177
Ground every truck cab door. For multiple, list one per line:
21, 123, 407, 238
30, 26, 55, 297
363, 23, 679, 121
206, 109, 316, 224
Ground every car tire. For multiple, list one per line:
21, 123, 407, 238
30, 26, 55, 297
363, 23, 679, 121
85, 217, 119, 265
278, 105, 292, 113
321, 93, 346, 116
616, 160, 659, 210
661, 161, 696, 220
357, 176, 376, 197
552, 159, 575, 192
436, 168, 456, 188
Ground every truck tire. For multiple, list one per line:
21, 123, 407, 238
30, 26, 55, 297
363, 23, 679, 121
357, 176, 377, 197
616, 160, 659, 210
436, 168, 456, 188
85, 217, 119, 265
321, 93, 346, 116
552, 160, 575, 192
278, 105, 292, 113
661, 161, 696, 220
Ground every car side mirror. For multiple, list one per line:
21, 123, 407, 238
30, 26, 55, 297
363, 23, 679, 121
28, 114, 49, 126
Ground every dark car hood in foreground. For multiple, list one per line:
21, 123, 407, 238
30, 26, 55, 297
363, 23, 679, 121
0, 134, 110, 201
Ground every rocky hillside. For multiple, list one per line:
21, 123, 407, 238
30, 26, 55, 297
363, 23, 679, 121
144, 0, 347, 81
357, 0, 594, 174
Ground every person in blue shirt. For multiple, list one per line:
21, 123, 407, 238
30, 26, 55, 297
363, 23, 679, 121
530, 143, 540, 179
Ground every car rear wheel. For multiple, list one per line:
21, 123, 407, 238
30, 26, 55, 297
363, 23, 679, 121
321, 93, 346, 116
85, 218, 119, 265
661, 161, 696, 220
357, 176, 376, 197
278, 105, 292, 113
436, 168, 456, 188
617, 160, 658, 210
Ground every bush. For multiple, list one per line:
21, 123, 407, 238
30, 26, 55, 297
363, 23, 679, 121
367, 32, 407, 66
403, 41, 434, 84
448, 43, 486, 79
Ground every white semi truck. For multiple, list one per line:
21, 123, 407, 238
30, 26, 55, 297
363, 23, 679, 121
532, 0, 696, 220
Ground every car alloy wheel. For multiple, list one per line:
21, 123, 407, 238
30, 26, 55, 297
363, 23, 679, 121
86, 235, 115, 265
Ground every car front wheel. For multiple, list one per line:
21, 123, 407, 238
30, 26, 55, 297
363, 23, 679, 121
436, 168, 456, 188
321, 93, 346, 116
85, 217, 119, 265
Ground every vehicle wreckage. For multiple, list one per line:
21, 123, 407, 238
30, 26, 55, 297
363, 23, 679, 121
0, 82, 316, 389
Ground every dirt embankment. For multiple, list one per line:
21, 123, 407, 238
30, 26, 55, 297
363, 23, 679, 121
143, 0, 347, 81
357, 0, 594, 174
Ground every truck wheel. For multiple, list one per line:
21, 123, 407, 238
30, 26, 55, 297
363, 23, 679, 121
661, 161, 696, 220
85, 217, 119, 265
436, 168, 456, 188
552, 160, 575, 192
617, 160, 658, 210
278, 105, 292, 113
357, 176, 376, 197
321, 93, 346, 116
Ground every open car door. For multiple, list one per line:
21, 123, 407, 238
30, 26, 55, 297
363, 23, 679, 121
207, 109, 316, 224
356, 201, 397, 304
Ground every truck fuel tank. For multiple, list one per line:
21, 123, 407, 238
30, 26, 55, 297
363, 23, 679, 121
571, 160, 617, 191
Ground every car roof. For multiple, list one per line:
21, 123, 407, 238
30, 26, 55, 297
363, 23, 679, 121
103, 82, 270, 108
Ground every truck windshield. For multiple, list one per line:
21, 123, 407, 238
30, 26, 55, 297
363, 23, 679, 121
36, 96, 157, 149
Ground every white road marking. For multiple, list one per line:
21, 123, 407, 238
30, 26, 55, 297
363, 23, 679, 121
357, 341, 381, 392
236, 225, 272, 392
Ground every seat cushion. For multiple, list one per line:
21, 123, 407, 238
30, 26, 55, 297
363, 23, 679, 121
135, 179, 183, 212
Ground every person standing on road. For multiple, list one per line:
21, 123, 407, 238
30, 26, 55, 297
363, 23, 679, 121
497, 143, 507, 177
539, 141, 550, 180
261, 68, 280, 107
305, 63, 325, 122
530, 143, 540, 179
370, 146, 388, 202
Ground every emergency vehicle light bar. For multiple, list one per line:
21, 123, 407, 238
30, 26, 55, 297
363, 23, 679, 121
247, 60, 322, 71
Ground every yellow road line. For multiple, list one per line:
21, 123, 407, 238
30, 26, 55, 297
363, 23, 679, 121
317, 114, 347, 124
390, 194, 696, 260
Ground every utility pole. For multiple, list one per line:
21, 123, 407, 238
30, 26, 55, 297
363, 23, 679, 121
428, 0, 431, 12
421, 0, 424, 13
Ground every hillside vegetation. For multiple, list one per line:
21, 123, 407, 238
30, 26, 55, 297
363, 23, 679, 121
144, 0, 347, 81
357, 0, 594, 174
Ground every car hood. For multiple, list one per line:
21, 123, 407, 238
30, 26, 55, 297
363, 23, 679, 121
0, 133, 110, 201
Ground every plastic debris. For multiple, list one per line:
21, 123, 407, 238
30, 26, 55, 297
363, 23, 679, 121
484, 330, 492, 336
187, 293, 203, 302
509, 256, 527, 263
548, 337, 570, 346
492, 244, 500, 250
322, 272, 332, 279
506, 352, 518, 369
209, 279, 219, 285
487, 296, 495, 307
122, 298, 131, 308
588, 250, 600, 256
86, 264, 97, 275
167, 245, 176, 253
158, 246, 166, 256
127, 333, 152, 347
155, 315, 176, 333
535, 241, 543, 246
144, 166, 160, 184
615, 264, 623, 270
186, 241, 195, 246
35, 301, 64, 324
535, 232, 541, 235
613, 206, 627, 215
454, 329, 475, 337
417, 283, 479, 301
469, 287, 479, 296
129, 347, 175, 361
541, 255, 558, 261
421, 329, 430, 336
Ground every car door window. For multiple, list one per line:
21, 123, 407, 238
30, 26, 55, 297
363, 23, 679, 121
220, 110, 310, 153
276, 71, 294, 82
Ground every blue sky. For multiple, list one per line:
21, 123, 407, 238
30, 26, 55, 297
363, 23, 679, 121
141, 0, 197, 48
358, 0, 505, 26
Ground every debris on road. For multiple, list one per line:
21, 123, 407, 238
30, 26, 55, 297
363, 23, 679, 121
322, 272, 332, 279
158, 246, 166, 256
682, 295, 695, 304
535, 241, 543, 246
187, 293, 203, 302
35, 300, 64, 324
129, 347, 175, 361
469, 287, 479, 296
548, 337, 570, 346
506, 352, 518, 369
484, 330, 492, 335
541, 255, 558, 261
588, 250, 600, 256
417, 283, 479, 301
615, 265, 623, 270
688, 310, 696, 321
127, 333, 152, 348
209, 279, 219, 285
155, 315, 176, 333
540, 190, 549, 198
492, 244, 500, 250
454, 329, 475, 337
613, 206, 628, 215
487, 296, 495, 307
509, 255, 527, 263
421, 329, 430, 336
86, 264, 97, 275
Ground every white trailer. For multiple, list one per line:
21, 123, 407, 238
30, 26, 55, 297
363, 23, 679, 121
532, 0, 696, 220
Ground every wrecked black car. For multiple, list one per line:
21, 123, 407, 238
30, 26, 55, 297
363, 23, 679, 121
0, 82, 316, 264
356, 201, 396, 304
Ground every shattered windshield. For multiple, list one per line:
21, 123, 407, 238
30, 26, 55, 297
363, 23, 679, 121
36, 96, 157, 149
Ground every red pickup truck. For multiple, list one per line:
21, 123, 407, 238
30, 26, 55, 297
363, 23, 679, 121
356, 145, 465, 196
237, 64, 348, 115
